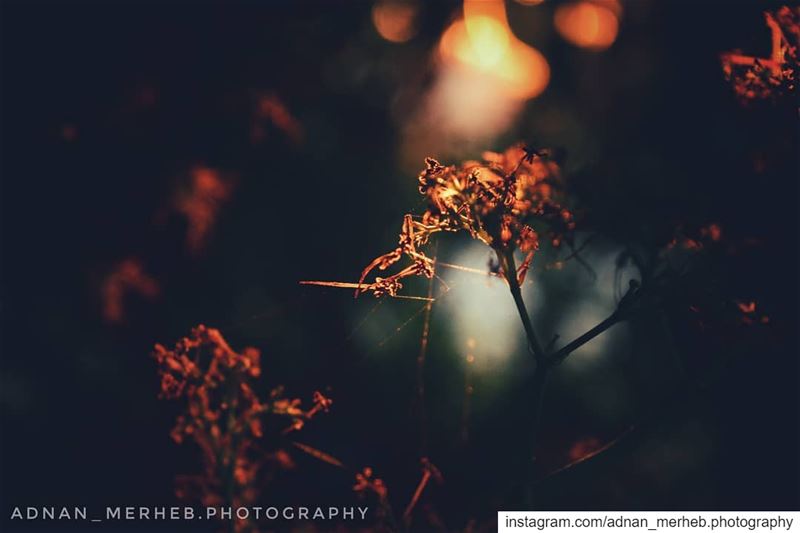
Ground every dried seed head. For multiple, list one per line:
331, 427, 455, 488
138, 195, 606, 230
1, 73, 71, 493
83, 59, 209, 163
358, 144, 573, 295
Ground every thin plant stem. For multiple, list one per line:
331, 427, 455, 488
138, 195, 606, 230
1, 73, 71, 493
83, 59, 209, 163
549, 312, 623, 364
499, 248, 546, 362
461, 346, 475, 444
416, 251, 436, 455
499, 248, 634, 476
497, 247, 550, 478
528, 363, 548, 461
403, 470, 431, 523
532, 426, 635, 486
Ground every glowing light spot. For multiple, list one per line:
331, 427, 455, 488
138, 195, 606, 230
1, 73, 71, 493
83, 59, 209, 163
463, 16, 511, 67
400, 0, 549, 165
498, 41, 550, 100
438, 1, 550, 100
372, 1, 418, 43
554, 1, 619, 50
737, 301, 756, 314
443, 243, 544, 369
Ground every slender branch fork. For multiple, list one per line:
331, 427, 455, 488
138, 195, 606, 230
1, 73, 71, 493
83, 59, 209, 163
497, 246, 637, 473
550, 312, 624, 364
499, 247, 634, 368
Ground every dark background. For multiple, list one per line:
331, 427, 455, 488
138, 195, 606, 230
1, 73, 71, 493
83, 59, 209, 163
1, 0, 798, 531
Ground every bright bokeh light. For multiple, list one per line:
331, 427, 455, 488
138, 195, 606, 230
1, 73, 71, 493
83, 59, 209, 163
401, 0, 550, 164
554, 1, 619, 50
372, 1, 418, 43
438, 0, 550, 100
427, 66, 520, 136
462, 16, 510, 67
443, 243, 545, 369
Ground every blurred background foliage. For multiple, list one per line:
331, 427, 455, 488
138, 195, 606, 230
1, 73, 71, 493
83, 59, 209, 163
1, 0, 797, 530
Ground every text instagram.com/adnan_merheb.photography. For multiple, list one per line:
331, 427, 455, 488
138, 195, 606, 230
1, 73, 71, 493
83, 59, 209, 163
10, 506, 370, 523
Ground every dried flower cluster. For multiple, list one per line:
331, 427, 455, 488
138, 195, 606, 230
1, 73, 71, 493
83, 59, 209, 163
721, 6, 799, 101
153, 325, 332, 528
655, 222, 772, 334
357, 144, 573, 297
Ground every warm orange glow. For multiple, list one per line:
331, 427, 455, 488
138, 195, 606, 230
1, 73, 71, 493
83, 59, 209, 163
554, 1, 619, 50
737, 301, 756, 314
372, 1, 418, 43
462, 16, 511, 67
438, 0, 550, 100
400, 0, 549, 164
720, 7, 799, 102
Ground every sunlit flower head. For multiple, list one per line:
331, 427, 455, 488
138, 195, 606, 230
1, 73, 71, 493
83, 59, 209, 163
357, 144, 574, 298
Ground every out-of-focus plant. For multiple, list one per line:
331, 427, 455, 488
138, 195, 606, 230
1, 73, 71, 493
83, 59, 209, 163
101, 258, 159, 323
175, 167, 234, 255
721, 5, 799, 102
252, 93, 303, 145
351, 458, 443, 532
153, 325, 332, 532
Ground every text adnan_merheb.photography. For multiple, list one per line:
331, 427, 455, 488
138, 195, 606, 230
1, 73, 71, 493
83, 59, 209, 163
10, 506, 370, 522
